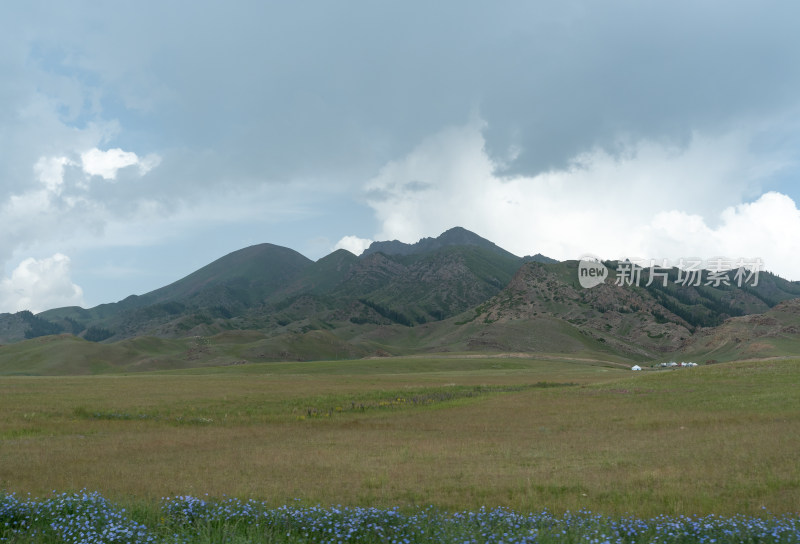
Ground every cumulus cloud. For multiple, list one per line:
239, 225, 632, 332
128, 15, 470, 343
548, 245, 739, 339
0, 144, 161, 276
364, 121, 800, 279
334, 235, 373, 256
0, 254, 85, 313
34, 156, 73, 193
80, 148, 159, 180
643, 192, 800, 276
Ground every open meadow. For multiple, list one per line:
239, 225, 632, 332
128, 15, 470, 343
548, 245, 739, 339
2, 355, 800, 542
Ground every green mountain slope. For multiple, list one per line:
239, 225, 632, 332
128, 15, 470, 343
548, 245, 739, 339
35, 244, 309, 333
2, 228, 800, 375
15, 229, 528, 343
333, 245, 521, 323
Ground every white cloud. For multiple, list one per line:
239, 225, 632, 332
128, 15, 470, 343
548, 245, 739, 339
80, 147, 159, 180
136, 153, 162, 175
34, 156, 74, 194
334, 235, 373, 256
364, 121, 800, 279
0, 253, 85, 313
0, 144, 163, 270
643, 192, 800, 276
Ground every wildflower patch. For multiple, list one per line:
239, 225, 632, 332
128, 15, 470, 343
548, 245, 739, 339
2, 492, 800, 543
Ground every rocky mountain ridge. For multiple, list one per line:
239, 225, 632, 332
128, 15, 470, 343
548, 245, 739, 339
2, 227, 799, 368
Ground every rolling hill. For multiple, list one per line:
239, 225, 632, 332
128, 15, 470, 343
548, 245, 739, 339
679, 297, 800, 362
2, 226, 800, 374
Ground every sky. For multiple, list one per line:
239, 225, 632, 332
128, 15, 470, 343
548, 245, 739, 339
1, 1, 800, 313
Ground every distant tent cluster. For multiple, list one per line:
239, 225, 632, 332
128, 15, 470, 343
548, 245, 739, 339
631, 361, 698, 371
659, 361, 698, 368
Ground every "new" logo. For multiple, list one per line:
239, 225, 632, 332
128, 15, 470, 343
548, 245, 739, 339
578, 255, 608, 289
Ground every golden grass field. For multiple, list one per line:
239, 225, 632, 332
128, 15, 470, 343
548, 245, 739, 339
1, 355, 798, 517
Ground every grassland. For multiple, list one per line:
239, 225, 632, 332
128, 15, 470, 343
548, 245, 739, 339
1, 355, 799, 521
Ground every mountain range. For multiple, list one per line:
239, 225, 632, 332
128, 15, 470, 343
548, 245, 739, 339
2, 226, 799, 375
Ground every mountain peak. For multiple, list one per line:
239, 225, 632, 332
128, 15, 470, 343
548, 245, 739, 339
362, 227, 519, 259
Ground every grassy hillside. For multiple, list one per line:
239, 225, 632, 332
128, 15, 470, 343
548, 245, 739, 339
0, 334, 199, 375
676, 297, 800, 362
0, 324, 621, 377
6, 295, 800, 376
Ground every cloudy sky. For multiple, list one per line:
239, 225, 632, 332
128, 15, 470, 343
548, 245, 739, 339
1, 1, 800, 313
